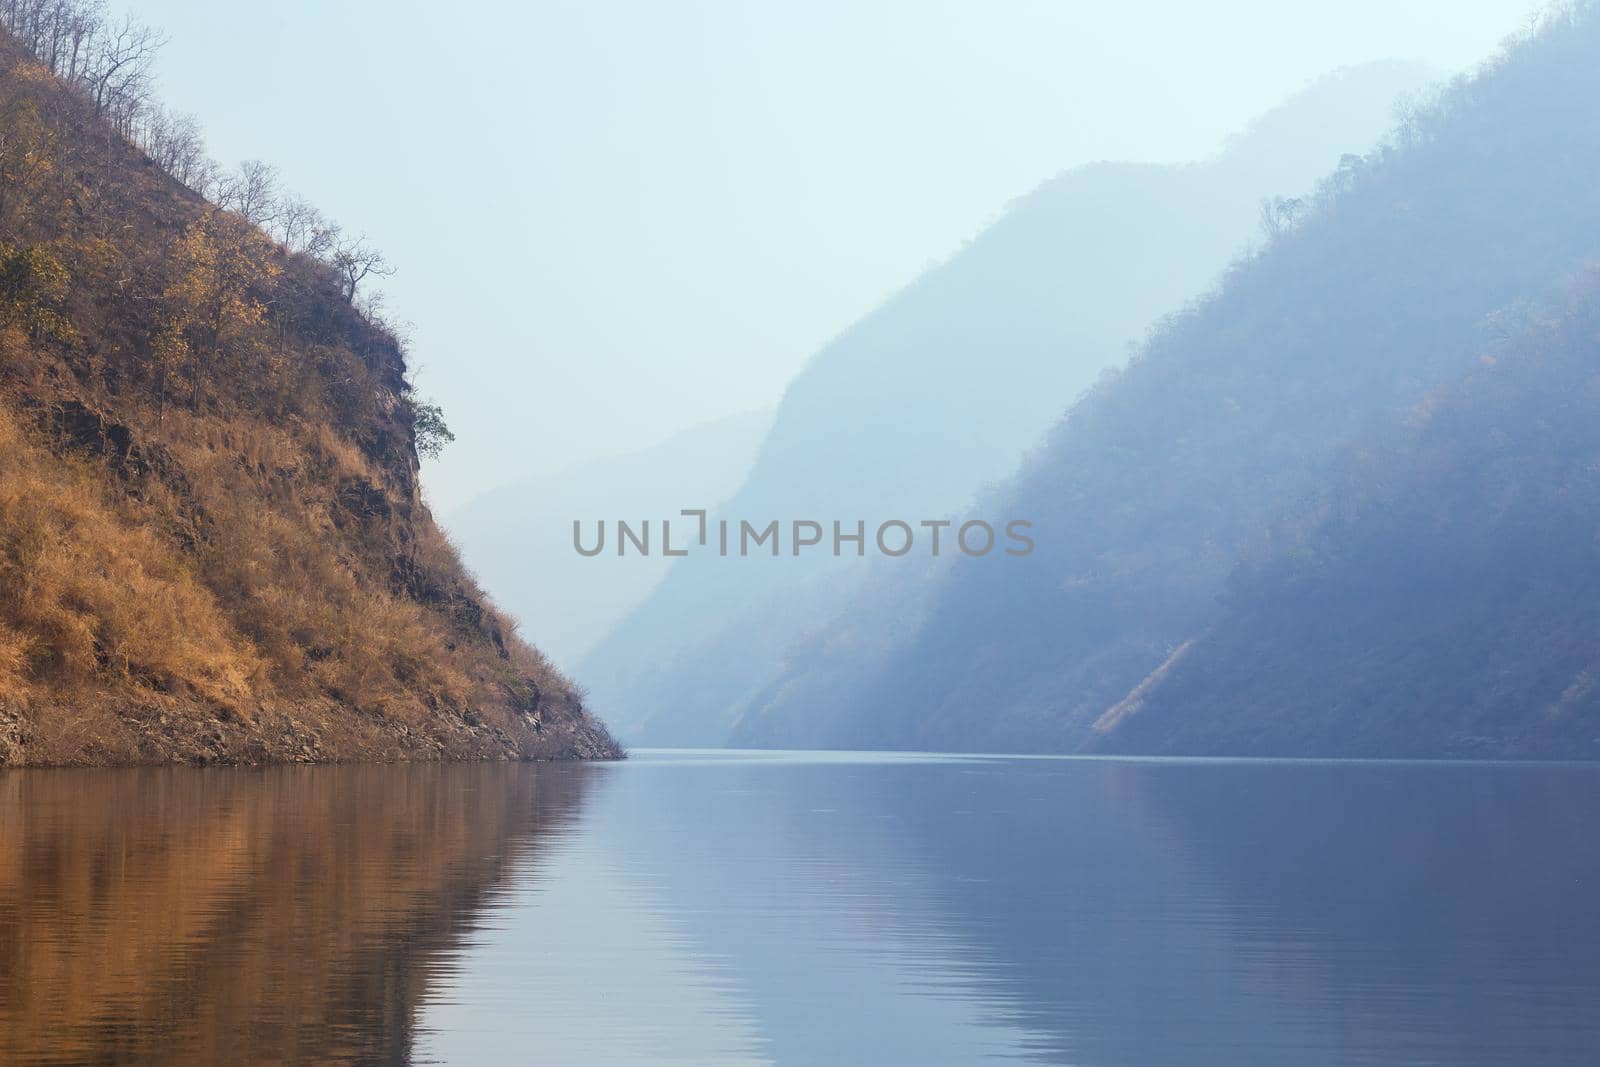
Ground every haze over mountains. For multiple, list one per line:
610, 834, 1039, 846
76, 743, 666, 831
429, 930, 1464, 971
734, 2, 1600, 757
448, 409, 773, 667
4, 0, 1590, 768
577, 60, 1439, 746
1094, 280, 1600, 758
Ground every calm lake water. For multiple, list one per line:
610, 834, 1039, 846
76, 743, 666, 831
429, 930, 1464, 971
2, 750, 1598, 1065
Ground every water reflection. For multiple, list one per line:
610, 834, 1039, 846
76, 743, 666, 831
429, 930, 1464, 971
1124, 761, 1600, 1065
0, 762, 595, 1065
4, 754, 1599, 1065
422, 752, 1600, 1066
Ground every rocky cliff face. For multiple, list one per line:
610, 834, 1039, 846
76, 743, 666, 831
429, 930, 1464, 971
0, 34, 618, 764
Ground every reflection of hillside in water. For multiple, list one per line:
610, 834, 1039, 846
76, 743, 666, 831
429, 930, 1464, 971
882, 759, 1600, 1065
1123, 761, 1600, 1064
591, 756, 1046, 1065
0, 762, 597, 1065
588, 756, 1326, 1063
861, 759, 1329, 1065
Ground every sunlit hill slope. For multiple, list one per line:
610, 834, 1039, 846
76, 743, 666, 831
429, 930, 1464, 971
0, 27, 617, 764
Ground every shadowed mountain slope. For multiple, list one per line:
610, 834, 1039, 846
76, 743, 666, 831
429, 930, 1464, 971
1092, 279, 1600, 758
579, 61, 1437, 745
736, 4, 1600, 755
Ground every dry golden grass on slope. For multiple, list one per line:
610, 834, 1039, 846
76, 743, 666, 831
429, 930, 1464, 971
0, 390, 613, 765
0, 29, 619, 765
0, 403, 256, 709
155, 412, 474, 718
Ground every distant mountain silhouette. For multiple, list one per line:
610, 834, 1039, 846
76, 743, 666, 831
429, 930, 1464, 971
577, 60, 1441, 745
449, 409, 773, 667
743, 5, 1600, 756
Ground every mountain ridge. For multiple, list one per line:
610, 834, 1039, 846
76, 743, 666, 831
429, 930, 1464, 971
735, 2, 1600, 757
580, 59, 1443, 747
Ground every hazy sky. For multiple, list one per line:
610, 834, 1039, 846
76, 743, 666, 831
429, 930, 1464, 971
129, 0, 1541, 510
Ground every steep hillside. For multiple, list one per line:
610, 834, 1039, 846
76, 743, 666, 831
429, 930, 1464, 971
0, 34, 617, 764
738, 3, 1600, 754
1091, 281, 1600, 758
448, 409, 773, 668
579, 62, 1436, 745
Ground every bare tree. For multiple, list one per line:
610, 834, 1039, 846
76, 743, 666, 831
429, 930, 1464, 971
273, 192, 326, 253
329, 233, 394, 304
186, 156, 225, 202
82, 14, 165, 122
0, 0, 103, 81
56, 0, 102, 82
139, 105, 206, 187
1258, 196, 1305, 243
0, 0, 102, 78
0, 0, 403, 312
217, 159, 281, 226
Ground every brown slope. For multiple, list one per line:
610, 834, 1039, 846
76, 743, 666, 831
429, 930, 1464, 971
0, 33, 618, 764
